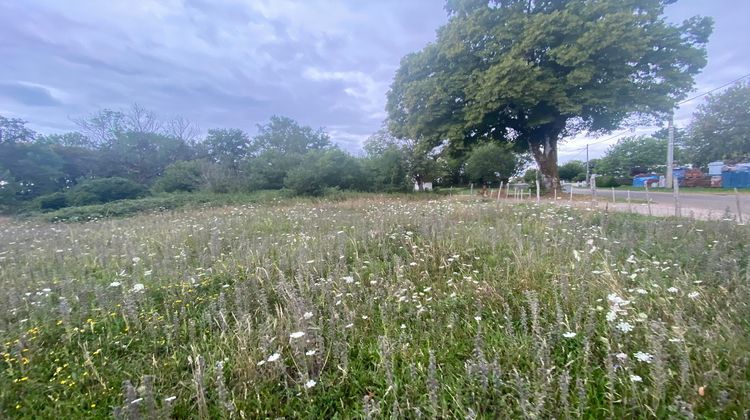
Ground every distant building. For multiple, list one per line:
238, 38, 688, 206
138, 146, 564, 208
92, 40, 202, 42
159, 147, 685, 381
414, 182, 433, 191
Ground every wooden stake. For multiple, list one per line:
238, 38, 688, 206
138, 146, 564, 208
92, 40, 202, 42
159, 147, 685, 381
645, 182, 652, 216
735, 188, 743, 224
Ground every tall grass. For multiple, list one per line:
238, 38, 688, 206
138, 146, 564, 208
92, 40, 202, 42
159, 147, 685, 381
1, 196, 748, 418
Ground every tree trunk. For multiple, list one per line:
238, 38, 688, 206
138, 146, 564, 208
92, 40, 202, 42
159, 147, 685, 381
530, 136, 561, 192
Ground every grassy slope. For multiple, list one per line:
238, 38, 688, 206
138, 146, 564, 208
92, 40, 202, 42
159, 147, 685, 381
1, 196, 748, 418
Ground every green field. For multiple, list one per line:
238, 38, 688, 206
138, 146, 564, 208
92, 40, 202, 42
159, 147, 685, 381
1, 196, 748, 418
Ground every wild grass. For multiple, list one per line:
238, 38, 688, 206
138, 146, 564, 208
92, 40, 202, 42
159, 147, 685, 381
1, 195, 748, 418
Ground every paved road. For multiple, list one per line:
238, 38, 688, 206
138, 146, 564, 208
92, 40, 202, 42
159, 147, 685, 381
569, 187, 750, 216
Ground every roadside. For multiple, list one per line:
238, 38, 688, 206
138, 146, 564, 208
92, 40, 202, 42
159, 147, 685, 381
610, 185, 750, 194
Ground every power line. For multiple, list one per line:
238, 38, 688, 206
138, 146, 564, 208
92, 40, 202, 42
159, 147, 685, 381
677, 73, 750, 105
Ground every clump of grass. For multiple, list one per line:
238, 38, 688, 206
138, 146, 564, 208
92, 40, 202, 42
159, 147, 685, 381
0, 195, 749, 417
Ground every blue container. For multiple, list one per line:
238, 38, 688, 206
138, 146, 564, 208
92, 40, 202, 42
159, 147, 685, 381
673, 168, 687, 180
722, 171, 750, 189
633, 175, 659, 187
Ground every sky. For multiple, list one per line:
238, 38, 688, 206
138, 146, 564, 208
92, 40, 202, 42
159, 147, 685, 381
1, 0, 748, 159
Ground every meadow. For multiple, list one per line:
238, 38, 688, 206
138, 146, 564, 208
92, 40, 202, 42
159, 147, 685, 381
1, 195, 748, 418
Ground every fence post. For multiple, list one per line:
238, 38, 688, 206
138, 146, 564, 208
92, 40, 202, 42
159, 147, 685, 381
535, 180, 541, 204
611, 187, 616, 204
735, 188, 743, 224
645, 182, 652, 216
497, 181, 503, 202
627, 189, 632, 213
674, 179, 681, 217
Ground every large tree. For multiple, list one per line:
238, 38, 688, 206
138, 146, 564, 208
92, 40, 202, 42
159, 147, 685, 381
685, 81, 750, 167
387, 0, 712, 189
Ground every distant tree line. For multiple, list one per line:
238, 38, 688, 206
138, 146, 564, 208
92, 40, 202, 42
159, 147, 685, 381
0, 104, 523, 213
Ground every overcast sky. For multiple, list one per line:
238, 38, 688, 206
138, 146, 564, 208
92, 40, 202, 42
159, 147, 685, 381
1, 1, 748, 159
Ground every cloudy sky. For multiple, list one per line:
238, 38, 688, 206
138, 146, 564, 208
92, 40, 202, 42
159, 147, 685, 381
1, 1, 748, 158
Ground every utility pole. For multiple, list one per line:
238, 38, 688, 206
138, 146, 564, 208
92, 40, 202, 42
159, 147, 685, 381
666, 115, 674, 189
585, 144, 590, 186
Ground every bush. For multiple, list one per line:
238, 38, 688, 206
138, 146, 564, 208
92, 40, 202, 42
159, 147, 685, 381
68, 177, 148, 206
35, 192, 68, 211
152, 161, 204, 193
595, 175, 620, 188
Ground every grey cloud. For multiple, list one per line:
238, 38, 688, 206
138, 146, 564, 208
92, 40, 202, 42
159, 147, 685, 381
0, 81, 62, 107
1, 0, 747, 154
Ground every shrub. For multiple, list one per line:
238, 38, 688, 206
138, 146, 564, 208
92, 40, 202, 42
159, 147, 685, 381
68, 177, 148, 206
35, 192, 69, 211
152, 161, 204, 193
595, 175, 620, 188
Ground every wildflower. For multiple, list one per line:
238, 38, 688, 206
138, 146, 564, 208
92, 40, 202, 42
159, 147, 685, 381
303, 312, 313, 320
267, 353, 281, 362
688, 291, 700, 299
606, 311, 618, 322
342, 276, 354, 284
615, 352, 628, 361
290, 331, 305, 339
131, 283, 145, 292
400, 324, 406, 329
667, 287, 679, 293
630, 375, 642, 382
256, 360, 266, 366
132, 257, 141, 263
345, 323, 354, 328
616, 322, 634, 333
109, 281, 122, 287
305, 350, 317, 356
607, 294, 630, 306
634, 351, 653, 363
563, 332, 577, 338
635, 288, 647, 295
474, 316, 482, 322
164, 396, 177, 402
304, 379, 317, 389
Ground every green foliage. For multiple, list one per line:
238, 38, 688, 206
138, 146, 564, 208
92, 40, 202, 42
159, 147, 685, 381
254, 115, 331, 155
363, 146, 411, 192
284, 149, 364, 195
685, 81, 750, 167
0, 141, 65, 200
204, 128, 251, 169
595, 175, 620, 188
0, 115, 37, 144
152, 161, 205, 193
523, 168, 539, 185
558, 160, 586, 181
244, 150, 303, 191
387, 0, 712, 186
101, 131, 193, 184
464, 143, 519, 184
34, 192, 69, 211
597, 136, 681, 177
68, 177, 148, 206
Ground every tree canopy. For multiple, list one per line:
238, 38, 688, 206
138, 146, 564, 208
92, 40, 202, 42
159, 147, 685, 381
387, 0, 712, 189
685, 81, 750, 167
597, 135, 683, 177
464, 143, 520, 184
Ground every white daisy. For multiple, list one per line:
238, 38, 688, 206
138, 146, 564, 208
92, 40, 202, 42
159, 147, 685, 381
633, 351, 653, 363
